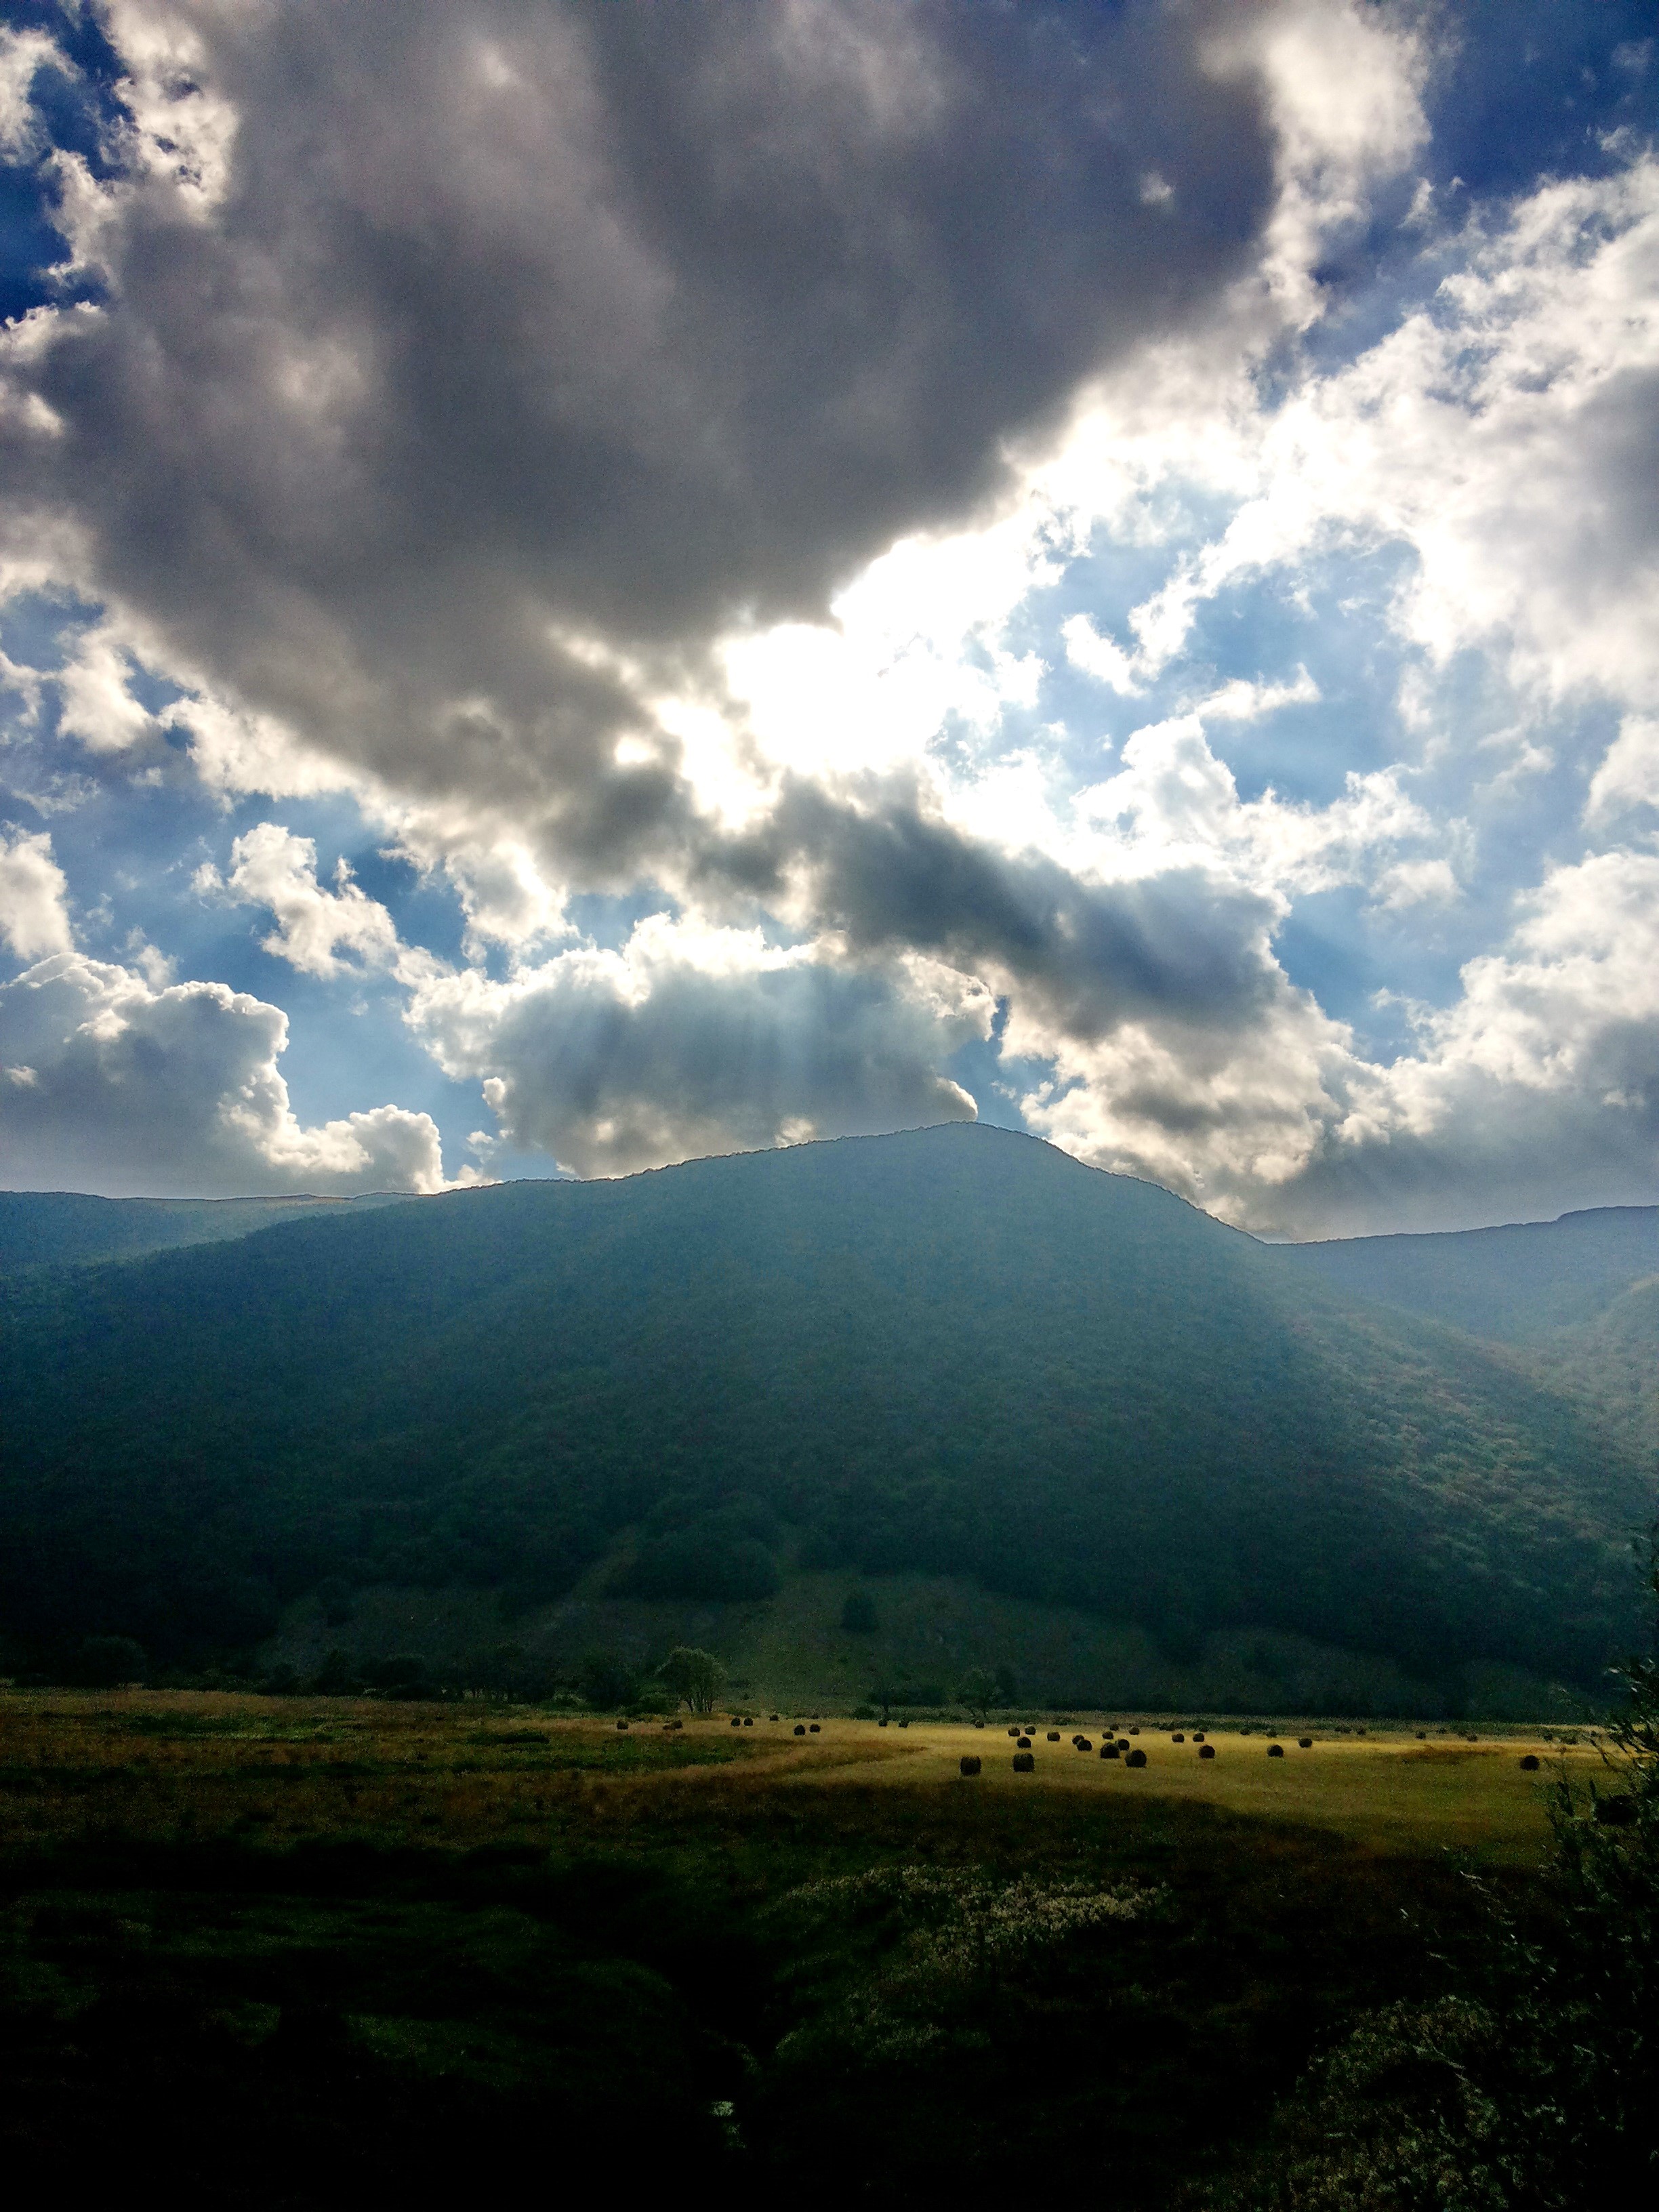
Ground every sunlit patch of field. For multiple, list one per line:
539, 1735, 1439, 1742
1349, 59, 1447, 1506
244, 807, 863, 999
785, 1716, 1621, 1860
0, 1691, 1622, 1862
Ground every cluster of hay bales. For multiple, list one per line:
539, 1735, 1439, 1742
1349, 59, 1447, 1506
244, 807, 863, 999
1012, 1751, 1035, 1773
960, 1755, 982, 1776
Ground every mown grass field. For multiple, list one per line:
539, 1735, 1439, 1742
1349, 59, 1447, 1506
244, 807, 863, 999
0, 1692, 1606, 1860
0, 1689, 1619, 2208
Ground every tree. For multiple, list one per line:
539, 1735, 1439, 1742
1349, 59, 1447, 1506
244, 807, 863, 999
957, 1665, 998, 1721
70, 1635, 146, 1687
840, 1589, 878, 1633
579, 1650, 640, 1709
657, 1645, 725, 1714
994, 1662, 1019, 1704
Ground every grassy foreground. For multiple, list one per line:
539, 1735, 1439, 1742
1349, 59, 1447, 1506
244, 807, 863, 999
0, 1692, 1611, 2206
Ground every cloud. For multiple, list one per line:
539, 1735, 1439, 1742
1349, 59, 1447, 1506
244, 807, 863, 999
407, 913, 985, 1179
201, 821, 401, 980
0, 825, 74, 960
0, 0, 1284, 886
1585, 715, 1659, 827
0, 944, 448, 1197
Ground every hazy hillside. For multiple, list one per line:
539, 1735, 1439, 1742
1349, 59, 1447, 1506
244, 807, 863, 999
0, 1189, 413, 1277
1280, 1206, 1659, 1343
3, 1125, 1649, 1698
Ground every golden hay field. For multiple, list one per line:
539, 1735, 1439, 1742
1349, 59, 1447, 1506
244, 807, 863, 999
0, 1692, 1620, 1863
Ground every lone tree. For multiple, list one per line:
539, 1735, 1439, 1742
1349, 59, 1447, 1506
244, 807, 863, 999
657, 1646, 725, 1715
957, 1666, 1000, 1722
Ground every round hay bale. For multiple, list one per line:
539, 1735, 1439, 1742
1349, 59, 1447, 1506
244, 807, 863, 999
1267, 1742, 1285, 1757
1416, 1731, 1427, 1740
1298, 1737, 1313, 1748
1007, 1726, 1021, 1737
616, 1720, 629, 1731
1116, 1738, 1130, 1750
1124, 1747, 1147, 1768
960, 1755, 982, 1776
1101, 1744, 1119, 1759
878, 1717, 888, 1727
1171, 1732, 1185, 1743
1519, 1754, 1540, 1771
794, 1723, 806, 1736
1046, 1730, 1061, 1742
731, 1717, 741, 1727
1198, 1743, 1216, 1760
1192, 1732, 1205, 1743
1076, 1738, 1092, 1752
743, 1716, 754, 1726
809, 1722, 821, 1732
672, 1719, 684, 1730
1128, 1727, 1141, 1736
770, 1713, 780, 1721
975, 1721, 985, 1729
899, 1719, 909, 1728
1017, 1736, 1032, 1749
1012, 1751, 1035, 1773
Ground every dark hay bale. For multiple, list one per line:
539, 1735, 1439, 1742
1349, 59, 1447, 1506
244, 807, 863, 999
1012, 1752, 1035, 1773
1076, 1738, 1092, 1752
899, 1719, 909, 1728
1594, 1794, 1636, 1825
974, 1719, 985, 1729
960, 1755, 983, 1776
1466, 1735, 1479, 1744
1101, 1743, 1119, 1759
731, 1717, 742, 1727
672, 1719, 684, 1729
878, 1718, 888, 1727
1199, 1743, 1216, 1759
770, 1713, 780, 1721
1046, 1730, 1061, 1742
1192, 1732, 1205, 1742
1416, 1730, 1427, 1739
1116, 1738, 1130, 1750
616, 1720, 629, 1731
1519, 1754, 1540, 1771
1128, 1727, 1141, 1736
809, 1723, 821, 1732
1124, 1748, 1147, 1768
743, 1716, 754, 1725
1017, 1736, 1032, 1749
1171, 1732, 1185, 1743
1008, 1727, 1021, 1737
1267, 1742, 1285, 1757
1298, 1737, 1313, 1748
794, 1724, 806, 1736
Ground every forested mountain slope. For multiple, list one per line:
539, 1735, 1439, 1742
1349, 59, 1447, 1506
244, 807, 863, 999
1279, 1206, 1659, 1343
0, 1189, 412, 1276
1, 1126, 1650, 1690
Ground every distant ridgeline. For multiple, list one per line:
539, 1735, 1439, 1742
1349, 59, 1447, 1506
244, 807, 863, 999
1, 1126, 1654, 1694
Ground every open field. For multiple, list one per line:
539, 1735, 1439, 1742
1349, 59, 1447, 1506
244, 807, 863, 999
0, 1689, 1629, 2207
0, 1691, 1616, 1862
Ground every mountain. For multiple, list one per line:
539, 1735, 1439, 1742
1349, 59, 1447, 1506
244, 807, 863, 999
3, 1124, 1650, 1700
0, 1189, 415, 1276
1279, 1206, 1659, 1343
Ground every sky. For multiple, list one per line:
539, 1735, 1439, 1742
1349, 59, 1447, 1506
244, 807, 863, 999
0, 0, 1654, 1237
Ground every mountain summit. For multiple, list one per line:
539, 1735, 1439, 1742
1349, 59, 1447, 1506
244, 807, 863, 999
2, 1125, 1650, 1694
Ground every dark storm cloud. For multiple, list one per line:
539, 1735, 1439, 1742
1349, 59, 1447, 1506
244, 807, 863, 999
3, 0, 1278, 867
711, 776, 1284, 1044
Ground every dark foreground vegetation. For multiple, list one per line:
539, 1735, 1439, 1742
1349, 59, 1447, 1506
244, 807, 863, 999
1, 1553, 1655, 2211
3, 1127, 1652, 1700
